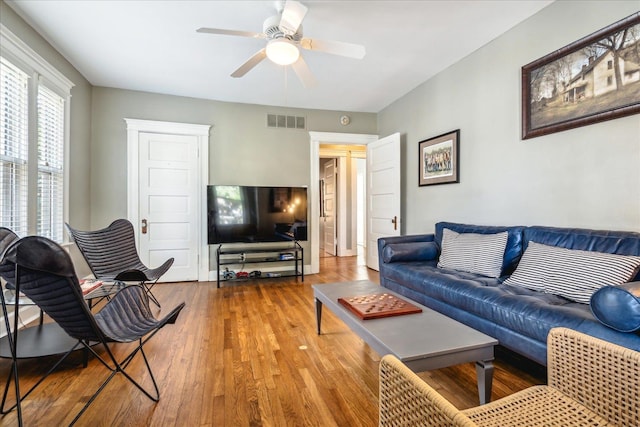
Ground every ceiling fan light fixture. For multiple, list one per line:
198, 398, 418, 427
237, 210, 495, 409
266, 39, 300, 65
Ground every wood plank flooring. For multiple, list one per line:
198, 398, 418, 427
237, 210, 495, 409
0, 255, 545, 426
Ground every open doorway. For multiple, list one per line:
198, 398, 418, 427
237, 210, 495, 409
318, 147, 366, 265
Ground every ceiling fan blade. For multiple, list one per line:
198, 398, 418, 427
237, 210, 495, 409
279, 0, 308, 35
231, 48, 268, 77
300, 37, 365, 59
291, 56, 316, 88
197, 27, 265, 39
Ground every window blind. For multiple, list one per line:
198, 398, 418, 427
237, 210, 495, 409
0, 57, 29, 237
37, 84, 65, 242
1, 27, 73, 243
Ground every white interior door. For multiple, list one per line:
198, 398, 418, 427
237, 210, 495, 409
366, 133, 401, 271
323, 159, 337, 256
139, 132, 200, 282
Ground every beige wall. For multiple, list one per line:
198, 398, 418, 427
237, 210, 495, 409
378, 0, 640, 234
1, 0, 93, 229
90, 87, 376, 226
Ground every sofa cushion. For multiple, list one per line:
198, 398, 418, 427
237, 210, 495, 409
382, 241, 439, 263
437, 228, 508, 278
591, 282, 640, 332
381, 262, 503, 303
435, 222, 525, 275
504, 241, 640, 304
381, 260, 441, 290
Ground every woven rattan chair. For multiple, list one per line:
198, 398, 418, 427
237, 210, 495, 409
379, 327, 640, 427
66, 219, 174, 307
1, 235, 185, 426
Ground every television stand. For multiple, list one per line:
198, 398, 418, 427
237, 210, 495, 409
215, 241, 304, 288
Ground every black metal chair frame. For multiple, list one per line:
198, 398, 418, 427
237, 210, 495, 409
66, 219, 174, 308
0, 228, 75, 427
0, 235, 184, 426
0, 227, 34, 426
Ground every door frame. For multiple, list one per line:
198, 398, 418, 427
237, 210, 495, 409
309, 132, 378, 274
125, 119, 211, 281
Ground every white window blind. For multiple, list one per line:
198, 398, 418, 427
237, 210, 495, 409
1, 24, 73, 243
37, 85, 64, 242
0, 57, 29, 237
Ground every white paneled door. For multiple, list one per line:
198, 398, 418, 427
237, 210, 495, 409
138, 132, 200, 282
323, 158, 337, 256
366, 133, 401, 271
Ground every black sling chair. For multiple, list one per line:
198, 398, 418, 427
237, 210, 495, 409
0, 231, 104, 426
66, 219, 174, 308
0, 235, 185, 426
0, 227, 28, 425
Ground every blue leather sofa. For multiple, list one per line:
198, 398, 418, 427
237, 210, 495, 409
378, 222, 640, 365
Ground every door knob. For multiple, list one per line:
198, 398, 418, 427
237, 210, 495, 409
391, 216, 398, 231
142, 219, 148, 234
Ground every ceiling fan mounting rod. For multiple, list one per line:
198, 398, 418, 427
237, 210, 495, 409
264, 15, 301, 42
274, 0, 286, 15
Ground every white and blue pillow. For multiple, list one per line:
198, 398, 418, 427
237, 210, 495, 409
505, 241, 640, 304
437, 228, 508, 278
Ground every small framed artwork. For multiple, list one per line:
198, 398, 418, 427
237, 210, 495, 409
522, 13, 640, 139
419, 129, 460, 186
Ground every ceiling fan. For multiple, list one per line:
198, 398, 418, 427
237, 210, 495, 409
197, 0, 366, 88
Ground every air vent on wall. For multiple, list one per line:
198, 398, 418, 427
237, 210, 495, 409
267, 114, 306, 130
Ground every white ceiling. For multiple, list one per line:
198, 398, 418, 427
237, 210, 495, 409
6, 0, 554, 113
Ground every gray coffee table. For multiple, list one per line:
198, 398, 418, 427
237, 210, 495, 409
313, 280, 498, 404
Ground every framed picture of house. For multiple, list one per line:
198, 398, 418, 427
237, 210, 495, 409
419, 130, 459, 186
522, 13, 640, 139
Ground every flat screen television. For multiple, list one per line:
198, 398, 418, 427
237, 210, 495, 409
207, 185, 308, 244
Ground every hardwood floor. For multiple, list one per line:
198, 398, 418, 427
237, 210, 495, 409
0, 255, 545, 426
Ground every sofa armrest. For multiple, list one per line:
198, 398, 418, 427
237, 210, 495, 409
379, 355, 477, 427
378, 234, 436, 264
381, 241, 439, 263
547, 327, 640, 426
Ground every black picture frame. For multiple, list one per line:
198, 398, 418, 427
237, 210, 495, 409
522, 13, 640, 139
418, 130, 460, 187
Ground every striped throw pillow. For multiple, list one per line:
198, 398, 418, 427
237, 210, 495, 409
504, 241, 640, 304
437, 228, 508, 278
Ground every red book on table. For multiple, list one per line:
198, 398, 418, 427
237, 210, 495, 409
79, 279, 103, 295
